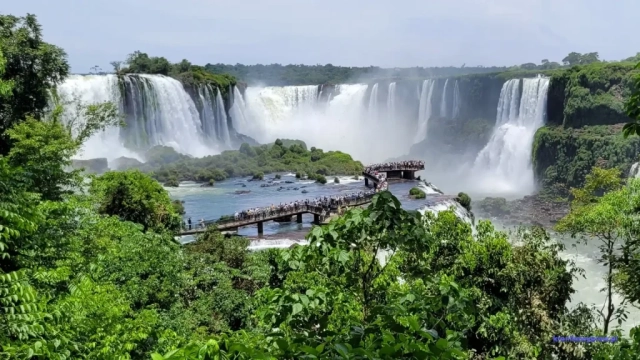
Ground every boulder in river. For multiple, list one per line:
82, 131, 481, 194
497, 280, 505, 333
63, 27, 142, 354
71, 158, 109, 174
110, 156, 143, 170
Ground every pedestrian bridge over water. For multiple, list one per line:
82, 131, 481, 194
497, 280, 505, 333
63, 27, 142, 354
362, 163, 425, 187
178, 160, 424, 237
179, 196, 373, 236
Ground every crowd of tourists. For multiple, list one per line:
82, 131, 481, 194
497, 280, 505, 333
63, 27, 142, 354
228, 190, 376, 223
363, 160, 423, 192
364, 160, 424, 173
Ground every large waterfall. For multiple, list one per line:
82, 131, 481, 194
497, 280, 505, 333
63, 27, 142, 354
471, 76, 550, 195
233, 83, 417, 163
56, 74, 235, 161
414, 80, 436, 144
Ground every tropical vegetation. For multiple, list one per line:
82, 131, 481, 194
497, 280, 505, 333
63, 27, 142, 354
137, 139, 364, 184
4, 11, 640, 360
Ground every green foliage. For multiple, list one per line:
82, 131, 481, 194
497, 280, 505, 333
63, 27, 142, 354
475, 197, 509, 216
120, 51, 237, 98
308, 173, 327, 184
6, 118, 82, 201
623, 62, 640, 138
547, 62, 638, 127
204, 62, 548, 86
164, 177, 179, 187
4, 15, 640, 359
562, 51, 601, 66
0, 13, 70, 155
150, 140, 364, 183
455, 192, 471, 211
532, 125, 640, 195
409, 186, 426, 199
89, 169, 182, 233
556, 169, 640, 335
252, 171, 264, 180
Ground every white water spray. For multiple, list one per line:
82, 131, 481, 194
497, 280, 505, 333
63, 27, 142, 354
452, 80, 461, 118
56, 75, 140, 161
414, 80, 436, 144
440, 79, 449, 118
471, 76, 550, 195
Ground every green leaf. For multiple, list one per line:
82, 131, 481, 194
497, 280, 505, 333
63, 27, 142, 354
292, 303, 303, 316
151, 354, 166, 360
334, 343, 349, 357
337, 250, 349, 264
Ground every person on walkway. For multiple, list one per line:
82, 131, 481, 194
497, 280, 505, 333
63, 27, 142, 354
188, 217, 192, 230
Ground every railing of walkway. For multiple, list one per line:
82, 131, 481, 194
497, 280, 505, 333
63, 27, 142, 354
363, 165, 425, 173
183, 195, 375, 231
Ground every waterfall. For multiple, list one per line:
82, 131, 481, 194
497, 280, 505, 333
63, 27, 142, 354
452, 80, 461, 118
197, 85, 217, 141
471, 76, 550, 195
236, 83, 417, 163
121, 75, 213, 157
368, 83, 379, 123
630, 163, 640, 178
215, 88, 231, 146
414, 79, 436, 144
55, 74, 235, 160
495, 79, 521, 125
56, 75, 140, 161
387, 82, 396, 121
230, 86, 250, 136
440, 79, 449, 118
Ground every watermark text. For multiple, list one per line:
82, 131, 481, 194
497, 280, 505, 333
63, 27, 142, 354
552, 336, 618, 343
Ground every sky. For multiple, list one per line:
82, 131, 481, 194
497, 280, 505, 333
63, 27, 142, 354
5, 0, 640, 73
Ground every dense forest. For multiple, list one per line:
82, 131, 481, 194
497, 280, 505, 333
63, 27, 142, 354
201, 51, 640, 86
5, 11, 640, 360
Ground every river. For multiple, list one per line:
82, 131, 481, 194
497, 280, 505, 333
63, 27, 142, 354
167, 173, 640, 334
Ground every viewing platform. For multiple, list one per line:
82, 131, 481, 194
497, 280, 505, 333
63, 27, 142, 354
179, 196, 373, 236
363, 164, 425, 187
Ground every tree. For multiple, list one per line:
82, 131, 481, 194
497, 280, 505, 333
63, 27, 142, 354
89, 170, 182, 233
5, 118, 82, 201
110, 60, 123, 74
622, 61, 640, 138
563, 52, 584, 66
555, 167, 628, 335
0, 13, 70, 155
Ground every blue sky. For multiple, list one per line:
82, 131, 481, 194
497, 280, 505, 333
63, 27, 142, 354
5, 0, 639, 73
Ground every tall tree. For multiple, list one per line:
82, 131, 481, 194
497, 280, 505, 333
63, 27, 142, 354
0, 14, 69, 154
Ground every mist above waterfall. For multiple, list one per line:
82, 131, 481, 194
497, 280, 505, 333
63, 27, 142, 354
233, 83, 419, 164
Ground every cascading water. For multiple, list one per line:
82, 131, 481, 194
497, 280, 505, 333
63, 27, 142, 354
414, 79, 436, 144
56, 75, 141, 161
630, 163, 640, 178
237, 84, 416, 163
215, 88, 232, 146
196, 84, 232, 148
440, 79, 449, 118
368, 83, 380, 123
471, 76, 550, 195
56, 74, 233, 160
387, 82, 396, 120
121, 75, 215, 157
452, 80, 461, 118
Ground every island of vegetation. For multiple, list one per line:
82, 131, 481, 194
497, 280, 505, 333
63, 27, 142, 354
140, 139, 363, 185
4, 12, 640, 360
